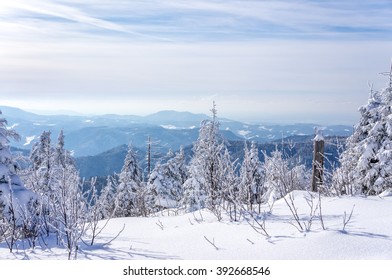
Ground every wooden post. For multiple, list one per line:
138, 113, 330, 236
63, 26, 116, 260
311, 132, 324, 192
147, 136, 151, 177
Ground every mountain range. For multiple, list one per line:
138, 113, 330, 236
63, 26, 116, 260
1, 105, 352, 157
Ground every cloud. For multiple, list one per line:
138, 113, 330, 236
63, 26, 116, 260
1, 0, 391, 42
0, 0, 391, 124
0, 0, 172, 41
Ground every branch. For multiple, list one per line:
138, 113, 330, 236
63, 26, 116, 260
204, 235, 219, 250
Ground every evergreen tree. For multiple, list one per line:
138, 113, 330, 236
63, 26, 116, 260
148, 147, 188, 209
334, 73, 392, 195
220, 148, 239, 221
54, 129, 74, 169
238, 141, 264, 210
0, 109, 35, 212
114, 145, 145, 217
0, 110, 36, 250
98, 175, 117, 219
28, 131, 53, 195
182, 102, 226, 216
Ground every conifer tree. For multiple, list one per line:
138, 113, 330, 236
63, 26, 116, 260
148, 147, 188, 209
182, 102, 226, 217
0, 110, 36, 250
334, 68, 392, 195
238, 141, 264, 210
114, 145, 145, 217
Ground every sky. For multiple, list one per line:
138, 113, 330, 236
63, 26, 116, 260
0, 0, 391, 124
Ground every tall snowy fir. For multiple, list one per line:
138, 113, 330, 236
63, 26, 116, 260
114, 145, 146, 217
148, 147, 188, 209
28, 131, 53, 195
182, 102, 226, 217
54, 129, 74, 169
0, 110, 36, 251
334, 74, 392, 195
238, 141, 264, 210
0, 110, 35, 212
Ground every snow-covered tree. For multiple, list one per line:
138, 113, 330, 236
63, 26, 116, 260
182, 102, 226, 217
334, 73, 392, 195
98, 175, 117, 219
54, 129, 74, 169
28, 131, 53, 195
0, 110, 36, 251
148, 147, 188, 209
238, 141, 264, 211
51, 161, 85, 259
263, 149, 308, 203
114, 145, 146, 217
220, 148, 239, 221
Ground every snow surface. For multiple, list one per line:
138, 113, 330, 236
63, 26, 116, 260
24, 135, 36, 146
1, 191, 392, 260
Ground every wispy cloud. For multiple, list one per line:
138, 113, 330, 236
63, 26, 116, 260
0, 0, 391, 123
1, 0, 391, 42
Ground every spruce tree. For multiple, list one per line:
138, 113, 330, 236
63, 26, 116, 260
182, 102, 226, 217
334, 70, 392, 195
0, 110, 35, 250
238, 141, 264, 210
148, 147, 188, 209
114, 145, 145, 217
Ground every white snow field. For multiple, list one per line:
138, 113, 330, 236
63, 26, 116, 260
1, 190, 392, 260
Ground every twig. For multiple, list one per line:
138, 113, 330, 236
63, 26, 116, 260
283, 193, 304, 231
155, 219, 164, 230
246, 238, 255, 245
102, 224, 125, 246
204, 235, 219, 250
318, 192, 326, 230
342, 205, 355, 231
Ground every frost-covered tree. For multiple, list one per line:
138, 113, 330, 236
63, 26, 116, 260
148, 147, 188, 209
220, 148, 239, 221
238, 141, 264, 211
182, 102, 226, 217
54, 129, 74, 169
263, 149, 308, 203
114, 145, 146, 217
98, 175, 117, 219
0, 110, 36, 251
28, 131, 54, 195
51, 161, 85, 259
334, 73, 392, 195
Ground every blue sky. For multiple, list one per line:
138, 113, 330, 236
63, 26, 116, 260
0, 0, 391, 124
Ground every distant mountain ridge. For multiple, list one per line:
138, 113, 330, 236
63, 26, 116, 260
1, 105, 353, 157
75, 135, 346, 179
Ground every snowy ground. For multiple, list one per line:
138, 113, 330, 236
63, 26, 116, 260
1, 190, 392, 260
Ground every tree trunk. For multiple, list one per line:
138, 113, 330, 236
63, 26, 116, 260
311, 137, 324, 192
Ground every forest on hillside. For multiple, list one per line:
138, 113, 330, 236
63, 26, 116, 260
1, 73, 392, 259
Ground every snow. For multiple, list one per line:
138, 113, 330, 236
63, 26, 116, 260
161, 124, 177, 130
259, 126, 272, 131
24, 135, 36, 146
6, 123, 19, 129
2, 191, 392, 260
84, 119, 94, 123
314, 133, 324, 141
238, 130, 251, 137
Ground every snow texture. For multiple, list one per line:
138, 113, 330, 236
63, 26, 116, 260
1, 191, 392, 260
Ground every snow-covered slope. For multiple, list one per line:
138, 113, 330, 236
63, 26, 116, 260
1, 191, 391, 260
